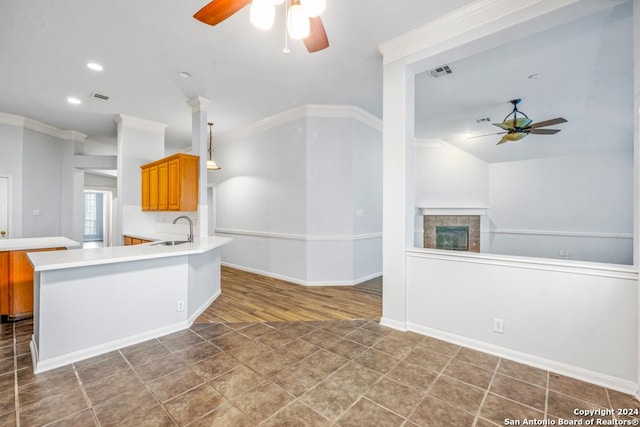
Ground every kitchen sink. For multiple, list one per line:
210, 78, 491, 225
152, 240, 190, 246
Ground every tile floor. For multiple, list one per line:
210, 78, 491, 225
1, 318, 638, 426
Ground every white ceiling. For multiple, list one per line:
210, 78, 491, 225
0, 0, 475, 150
414, 1, 633, 163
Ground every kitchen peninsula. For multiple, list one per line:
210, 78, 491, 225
27, 236, 231, 374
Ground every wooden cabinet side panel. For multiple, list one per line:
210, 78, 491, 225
149, 165, 159, 210
124, 236, 133, 246
9, 248, 63, 319
141, 167, 150, 211
158, 162, 169, 210
179, 156, 198, 211
0, 252, 8, 316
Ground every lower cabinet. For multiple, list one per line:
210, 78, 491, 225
1, 247, 64, 321
123, 235, 152, 245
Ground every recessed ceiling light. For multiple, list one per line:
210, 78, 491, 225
178, 71, 192, 78
528, 73, 541, 80
87, 62, 103, 71
67, 97, 82, 105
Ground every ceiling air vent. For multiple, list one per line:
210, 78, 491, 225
475, 117, 491, 123
90, 92, 109, 101
427, 65, 452, 79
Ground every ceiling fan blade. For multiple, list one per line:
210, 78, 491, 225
304, 17, 329, 53
468, 132, 507, 139
193, 0, 251, 26
529, 128, 561, 135
528, 117, 567, 129
496, 137, 509, 145
492, 123, 513, 131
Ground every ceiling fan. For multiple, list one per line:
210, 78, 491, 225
193, 0, 330, 53
474, 99, 567, 145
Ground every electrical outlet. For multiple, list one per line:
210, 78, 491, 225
176, 300, 185, 312
493, 318, 504, 334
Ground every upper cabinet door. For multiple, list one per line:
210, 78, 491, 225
158, 162, 169, 210
149, 165, 159, 210
141, 167, 150, 211
168, 159, 180, 210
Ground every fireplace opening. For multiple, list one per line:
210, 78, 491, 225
436, 226, 469, 251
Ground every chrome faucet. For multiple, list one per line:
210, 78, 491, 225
173, 216, 194, 243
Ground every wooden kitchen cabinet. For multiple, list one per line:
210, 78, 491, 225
158, 161, 169, 210
149, 165, 159, 211
0, 252, 8, 319
141, 167, 150, 210
140, 153, 198, 212
2, 247, 64, 321
123, 235, 152, 245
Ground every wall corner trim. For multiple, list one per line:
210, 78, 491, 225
216, 104, 382, 145
0, 112, 87, 142
114, 114, 168, 134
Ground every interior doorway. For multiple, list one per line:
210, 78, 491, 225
83, 189, 113, 248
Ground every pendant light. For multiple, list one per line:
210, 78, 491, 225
287, 0, 310, 39
207, 122, 221, 171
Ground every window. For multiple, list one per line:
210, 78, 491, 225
84, 193, 97, 236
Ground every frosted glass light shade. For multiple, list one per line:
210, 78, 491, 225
207, 159, 221, 170
250, 0, 275, 30
288, 4, 310, 39
300, 0, 325, 17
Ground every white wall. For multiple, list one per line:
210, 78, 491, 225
414, 140, 489, 246
215, 108, 382, 285
0, 124, 24, 237
488, 152, 633, 264
406, 251, 637, 388
215, 119, 308, 281
21, 129, 65, 237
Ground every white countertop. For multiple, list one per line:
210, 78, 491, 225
28, 236, 232, 272
0, 236, 80, 252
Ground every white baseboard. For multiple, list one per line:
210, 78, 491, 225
188, 289, 221, 324
222, 262, 381, 287
380, 317, 408, 331
31, 321, 188, 374
407, 322, 637, 395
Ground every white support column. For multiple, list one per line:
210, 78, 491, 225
380, 61, 415, 330
114, 114, 166, 244
187, 96, 211, 238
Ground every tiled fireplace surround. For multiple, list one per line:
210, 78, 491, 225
423, 215, 481, 252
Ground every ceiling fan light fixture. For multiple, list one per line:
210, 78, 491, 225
504, 132, 527, 142
288, 2, 310, 39
250, 0, 276, 30
300, 0, 325, 17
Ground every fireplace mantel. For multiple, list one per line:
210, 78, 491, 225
419, 206, 489, 216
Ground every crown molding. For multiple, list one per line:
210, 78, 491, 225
0, 112, 87, 142
114, 114, 167, 134
377, 0, 582, 65
216, 104, 382, 145
187, 96, 211, 113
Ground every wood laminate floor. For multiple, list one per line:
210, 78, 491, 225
196, 267, 382, 323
